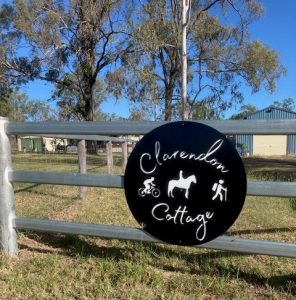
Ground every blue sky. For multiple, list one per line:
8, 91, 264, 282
20, 0, 296, 119
236, 0, 296, 113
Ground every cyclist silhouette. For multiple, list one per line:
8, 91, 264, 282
143, 177, 156, 193
138, 177, 160, 198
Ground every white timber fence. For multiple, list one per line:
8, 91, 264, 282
1, 117, 296, 258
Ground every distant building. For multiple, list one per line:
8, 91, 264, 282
18, 136, 68, 152
235, 106, 296, 156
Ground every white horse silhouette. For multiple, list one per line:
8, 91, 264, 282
167, 170, 197, 199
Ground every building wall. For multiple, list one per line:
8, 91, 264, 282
43, 138, 68, 152
20, 137, 43, 152
235, 135, 252, 156
288, 135, 296, 154
19, 137, 68, 152
235, 106, 296, 156
253, 135, 287, 156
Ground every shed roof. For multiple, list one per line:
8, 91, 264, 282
246, 105, 296, 120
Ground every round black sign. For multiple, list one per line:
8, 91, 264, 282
124, 121, 246, 246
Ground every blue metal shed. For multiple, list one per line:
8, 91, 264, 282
235, 106, 296, 156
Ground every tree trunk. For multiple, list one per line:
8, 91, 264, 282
78, 139, 87, 200
106, 141, 113, 175
78, 83, 94, 198
85, 83, 97, 153
164, 86, 174, 121
181, 0, 190, 120
121, 141, 128, 173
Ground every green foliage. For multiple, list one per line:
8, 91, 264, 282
0, 0, 286, 121
0, 0, 130, 121
128, 108, 147, 121
54, 77, 107, 121
230, 104, 258, 120
25, 99, 54, 122
0, 84, 12, 116
1, 90, 54, 121
230, 98, 295, 120
272, 98, 295, 111
240, 41, 286, 93
110, 0, 285, 121
191, 101, 221, 120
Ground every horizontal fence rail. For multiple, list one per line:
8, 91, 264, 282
10, 171, 296, 198
10, 171, 124, 188
6, 119, 296, 135
37, 134, 134, 142
15, 218, 296, 258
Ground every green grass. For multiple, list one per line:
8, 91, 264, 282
0, 153, 294, 299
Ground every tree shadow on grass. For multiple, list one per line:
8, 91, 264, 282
18, 231, 296, 295
15, 184, 41, 193
15, 186, 80, 201
210, 264, 296, 295
19, 232, 126, 261
229, 227, 296, 235
243, 157, 296, 169
144, 243, 296, 295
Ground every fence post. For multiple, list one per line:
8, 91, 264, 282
122, 141, 128, 173
78, 139, 87, 200
106, 141, 113, 175
0, 117, 18, 257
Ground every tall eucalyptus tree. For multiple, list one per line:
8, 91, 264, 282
107, 0, 285, 121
